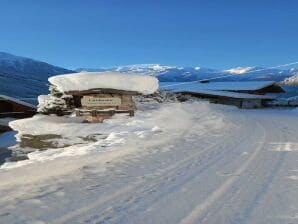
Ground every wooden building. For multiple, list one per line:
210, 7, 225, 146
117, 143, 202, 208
161, 81, 285, 94
0, 95, 36, 118
0, 95, 36, 132
162, 81, 285, 108
177, 90, 276, 108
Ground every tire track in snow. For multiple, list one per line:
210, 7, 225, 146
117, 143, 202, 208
237, 124, 288, 224
179, 122, 267, 224
58, 119, 252, 223
52, 143, 220, 223
52, 121, 246, 223
195, 119, 288, 224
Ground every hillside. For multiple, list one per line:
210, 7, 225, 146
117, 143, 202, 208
0, 52, 74, 101
0, 52, 297, 102
283, 73, 298, 86
1, 101, 298, 223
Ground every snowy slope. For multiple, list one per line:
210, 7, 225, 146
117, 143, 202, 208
77, 64, 298, 82
0, 101, 298, 223
224, 66, 255, 74
283, 73, 298, 86
0, 52, 74, 101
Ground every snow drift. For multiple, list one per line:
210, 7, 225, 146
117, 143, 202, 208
48, 72, 159, 95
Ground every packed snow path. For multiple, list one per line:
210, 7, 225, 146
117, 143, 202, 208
0, 102, 297, 224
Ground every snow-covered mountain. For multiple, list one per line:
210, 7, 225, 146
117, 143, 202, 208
1, 51, 297, 102
283, 73, 298, 86
0, 52, 74, 101
77, 64, 228, 82
77, 64, 297, 82
224, 66, 255, 74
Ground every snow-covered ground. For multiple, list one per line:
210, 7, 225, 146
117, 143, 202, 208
0, 101, 298, 224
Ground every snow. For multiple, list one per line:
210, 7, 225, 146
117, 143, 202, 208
37, 95, 66, 112
1, 100, 298, 223
75, 64, 298, 83
151, 64, 175, 72
113, 64, 176, 73
8, 102, 207, 168
174, 89, 275, 99
49, 72, 159, 95
161, 81, 279, 92
283, 73, 298, 86
269, 142, 298, 152
225, 66, 254, 74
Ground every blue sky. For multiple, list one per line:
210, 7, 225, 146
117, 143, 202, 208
0, 0, 297, 69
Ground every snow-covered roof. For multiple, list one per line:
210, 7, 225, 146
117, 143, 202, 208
0, 94, 36, 109
49, 72, 159, 95
174, 89, 276, 100
161, 81, 282, 92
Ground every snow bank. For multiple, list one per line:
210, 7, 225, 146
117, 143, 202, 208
48, 72, 159, 95
6, 110, 166, 167
283, 73, 298, 86
5, 101, 226, 169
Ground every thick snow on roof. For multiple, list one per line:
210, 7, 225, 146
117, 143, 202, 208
0, 94, 36, 109
161, 81, 279, 92
49, 72, 159, 95
174, 89, 276, 100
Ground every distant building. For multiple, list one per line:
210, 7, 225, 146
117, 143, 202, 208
162, 81, 285, 108
177, 90, 276, 108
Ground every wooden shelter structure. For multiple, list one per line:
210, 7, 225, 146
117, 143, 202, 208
176, 90, 276, 108
0, 95, 36, 132
161, 81, 285, 94
162, 81, 285, 108
0, 95, 36, 118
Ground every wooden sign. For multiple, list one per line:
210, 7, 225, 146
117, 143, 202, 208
81, 96, 121, 107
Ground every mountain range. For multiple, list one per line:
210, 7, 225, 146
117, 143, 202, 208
0, 52, 74, 101
77, 64, 298, 83
0, 52, 297, 102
